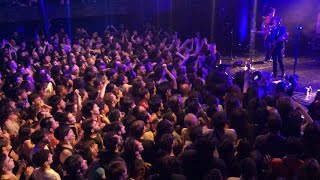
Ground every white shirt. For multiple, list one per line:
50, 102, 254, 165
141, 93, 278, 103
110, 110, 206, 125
33, 168, 61, 180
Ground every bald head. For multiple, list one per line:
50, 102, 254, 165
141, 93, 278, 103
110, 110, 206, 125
184, 113, 198, 128
180, 83, 191, 96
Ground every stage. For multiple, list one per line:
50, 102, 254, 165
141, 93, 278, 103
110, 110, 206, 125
224, 55, 320, 106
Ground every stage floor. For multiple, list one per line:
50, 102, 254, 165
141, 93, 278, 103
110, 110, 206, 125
223, 55, 320, 106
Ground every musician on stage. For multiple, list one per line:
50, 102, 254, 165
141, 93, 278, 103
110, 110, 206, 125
262, 7, 276, 63
269, 16, 288, 78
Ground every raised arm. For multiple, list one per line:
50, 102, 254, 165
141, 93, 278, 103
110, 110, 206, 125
1, 39, 9, 49
74, 89, 83, 122
8, 47, 17, 60
187, 38, 194, 52
175, 51, 187, 60
199, 38, 208, 53
98, 76, 110, 99
131, 35, 137, 44
43, 41, 48, 54
81, 28, 89, 38
104, 25, 111, 33
296, 102, 313, 132
165, 41, 175, 51
177, 39, 192, 52
178, 53, 191, 67
163, 64, 177, 90
110, 25, 118, 32
191, 37, 201, 56
208, 43, 219, 68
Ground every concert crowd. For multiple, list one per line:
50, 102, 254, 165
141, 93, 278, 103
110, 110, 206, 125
0, 23, 320, 180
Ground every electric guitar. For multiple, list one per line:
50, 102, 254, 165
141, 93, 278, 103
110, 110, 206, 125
256, 27, 273, 39
256, 16, 274, 39
270, 31, 289, 51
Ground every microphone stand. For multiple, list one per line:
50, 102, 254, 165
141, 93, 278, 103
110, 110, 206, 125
230, 30, 234, 64
293, 25, 303, 75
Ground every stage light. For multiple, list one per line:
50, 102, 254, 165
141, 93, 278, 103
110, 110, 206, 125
296, 25, 303, 30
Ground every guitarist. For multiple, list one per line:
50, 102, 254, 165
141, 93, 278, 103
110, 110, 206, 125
269, 16, 288, 78
262, 7, 276, 63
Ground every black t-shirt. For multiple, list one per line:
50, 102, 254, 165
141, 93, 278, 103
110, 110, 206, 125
140, 139, 155, 163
